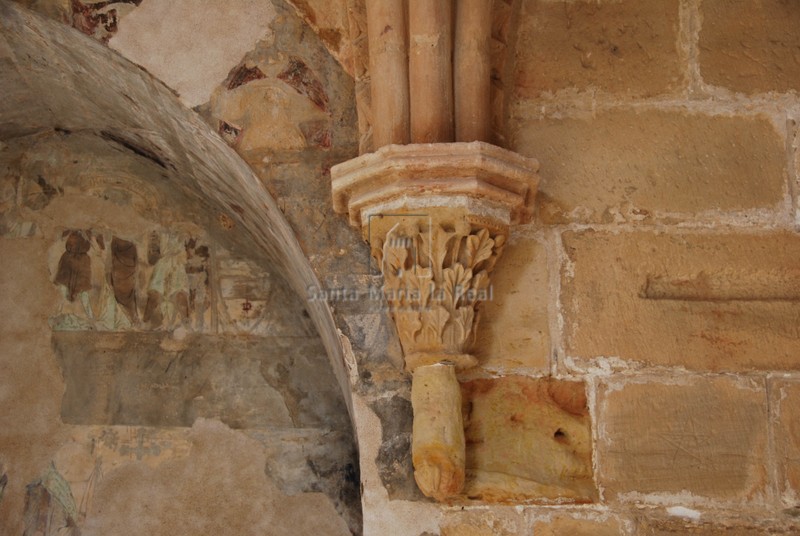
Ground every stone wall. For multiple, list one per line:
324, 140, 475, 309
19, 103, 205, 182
457, 0, 800, 533
3, 0, 800, 535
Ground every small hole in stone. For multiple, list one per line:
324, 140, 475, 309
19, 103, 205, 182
554, 428, 569, 444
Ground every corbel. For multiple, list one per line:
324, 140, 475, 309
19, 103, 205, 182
331, 141, 539, 500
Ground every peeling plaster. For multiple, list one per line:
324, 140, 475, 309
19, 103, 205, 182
110, 0, 277, 107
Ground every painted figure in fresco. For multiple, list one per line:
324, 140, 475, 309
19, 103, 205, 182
143, 233, 190, 330
110, 237, 138, 323
52, 230, 96, 329
185, 238, 211, 332
51, 228, 213, 332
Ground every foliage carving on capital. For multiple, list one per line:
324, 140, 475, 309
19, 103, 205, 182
371, 219, 506, 371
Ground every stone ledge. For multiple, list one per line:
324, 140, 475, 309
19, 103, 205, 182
331, 141, 540, 229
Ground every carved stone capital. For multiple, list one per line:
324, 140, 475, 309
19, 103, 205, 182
332, 142, 539, 372
373, 217, 505, 371
331, 142, 539, 501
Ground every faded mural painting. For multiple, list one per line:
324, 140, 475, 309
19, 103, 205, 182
49, 229, 212, 332
46, 228, 292, 337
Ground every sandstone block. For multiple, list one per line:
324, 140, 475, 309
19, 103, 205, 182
532, 514, 623, 536
770, 378, 800, 503
460, 376, 596, 503
440, 509, 524, 536
513, 111, 787, 224
699, 0, 800, 94
562, 230, 800, 371
637, 515, 800, 535
514, 0, 682, 98
473, 236, 550, 372
597, 377, 768, 501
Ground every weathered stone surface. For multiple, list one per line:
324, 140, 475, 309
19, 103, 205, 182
0, 237, 69, 533
514, 0, 682, 99
597, 377, 768, 501
22, 463, 80, 536
52, 424, 360, 534
53, 332, 348, 430
699, 0, 800, 94
473, 235, 550, 372
562, 231, 800, 371
795, 119, 800, 225
440, 508, 524, 536
461, 376, 595, 503
210, 56, 331, 153
284, 0, 353, 75
638, 515, 800, 535
770, 378, 800, 503
531, 513, 622, 536
412, 364, 465, 501
513, 111, 787, 224
79, 419, 352, 536
369, 394, 420, 501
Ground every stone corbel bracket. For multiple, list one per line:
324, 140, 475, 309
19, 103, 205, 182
331, 141, 539, 501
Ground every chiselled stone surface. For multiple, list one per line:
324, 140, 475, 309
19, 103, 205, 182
332, 141, 540, 503
372, 217, 508, 371
368, 394, 419, 501
597, 377, 768, 501
699, 0, 800, 94
440, 509, 524, 536
562, 231, 800, 371
460, 376, 595, 503
513, 110, 787, 224
531, 514, 622, 536
514, 0, 682, 99
637, 515, 800, 535
331, 142, 540, 230
770, 378, 800, 503
412, 364, 465, 501
473, 235, 550, 372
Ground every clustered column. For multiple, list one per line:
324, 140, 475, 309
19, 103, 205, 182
334, 1, 539, 503
365, 0, 493, 147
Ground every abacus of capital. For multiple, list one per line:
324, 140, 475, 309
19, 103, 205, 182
331, 0, 540, 502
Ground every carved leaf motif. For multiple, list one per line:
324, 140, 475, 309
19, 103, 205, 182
394, 310, 422, 349
464, 228, 494, 269
442, 306, 475, 348
421, 225, 456, 281
383, 240, 408, 277
443, 265, 473, 310
419, 305, 449, 347
481, 233, 506, 274
405, 267, 433, 308
371, 238, 384, 268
